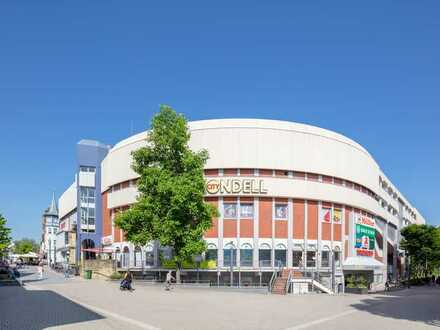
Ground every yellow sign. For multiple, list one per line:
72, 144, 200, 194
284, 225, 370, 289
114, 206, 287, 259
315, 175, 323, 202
206, 179, 268, 195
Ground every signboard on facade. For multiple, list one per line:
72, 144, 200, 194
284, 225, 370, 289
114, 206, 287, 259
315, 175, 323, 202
102, 235, 113, 246
205, 178, 268, 195
355, 215, 375, 257
320, 207, 332, 223
333, 209, 342, 223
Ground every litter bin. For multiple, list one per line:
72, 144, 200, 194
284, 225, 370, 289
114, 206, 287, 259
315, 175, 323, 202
84, 270, 92, 279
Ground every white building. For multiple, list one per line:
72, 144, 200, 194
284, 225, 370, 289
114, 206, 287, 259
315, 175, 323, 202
40, 193, 59, 265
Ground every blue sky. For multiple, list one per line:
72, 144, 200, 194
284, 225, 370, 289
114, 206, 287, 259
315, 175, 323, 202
1, 1, 439, 240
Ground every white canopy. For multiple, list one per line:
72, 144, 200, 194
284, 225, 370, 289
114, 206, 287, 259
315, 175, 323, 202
343, 257, 383, 271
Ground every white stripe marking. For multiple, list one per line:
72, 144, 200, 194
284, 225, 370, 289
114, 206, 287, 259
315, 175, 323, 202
27, 284, 160, 330
284, 309, 358, 330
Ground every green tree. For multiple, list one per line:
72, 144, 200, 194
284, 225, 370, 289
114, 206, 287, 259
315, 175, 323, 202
14, 238, 39, 254
0, 214, 12, 258
115, 105, 218, 282
401, 224, 440, 278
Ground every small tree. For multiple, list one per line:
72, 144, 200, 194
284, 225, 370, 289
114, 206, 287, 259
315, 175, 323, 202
401, 224, 440, 278
0, 214, 12, 258
14, 238, 39, 254
115, 105, 218, 282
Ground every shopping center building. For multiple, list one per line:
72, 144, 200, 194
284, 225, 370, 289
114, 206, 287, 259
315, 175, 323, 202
61, 119, 426, 291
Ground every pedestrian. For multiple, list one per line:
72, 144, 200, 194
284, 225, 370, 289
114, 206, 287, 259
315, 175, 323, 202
122, 270, 134, 291
64, 263, 70, 278
38, 261, 44, 280
165, 271, 175, 291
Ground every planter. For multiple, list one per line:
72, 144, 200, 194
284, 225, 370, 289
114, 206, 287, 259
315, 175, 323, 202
345, 287, 368, 294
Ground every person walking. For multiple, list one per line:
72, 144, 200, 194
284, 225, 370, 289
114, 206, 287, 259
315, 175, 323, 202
165, 271, 175, 291
38, 261, 44, 280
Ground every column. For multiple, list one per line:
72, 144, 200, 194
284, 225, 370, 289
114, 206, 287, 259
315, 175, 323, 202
287, 198, 293, 268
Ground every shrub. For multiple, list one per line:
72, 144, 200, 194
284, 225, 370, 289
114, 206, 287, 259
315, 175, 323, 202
109, 272, 122, 280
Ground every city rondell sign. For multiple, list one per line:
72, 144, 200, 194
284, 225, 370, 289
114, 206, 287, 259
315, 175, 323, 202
206, 178, 268, 195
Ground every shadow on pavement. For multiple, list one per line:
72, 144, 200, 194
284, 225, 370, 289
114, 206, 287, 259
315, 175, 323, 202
350, 287, 440, 327
0, 285, 104, 330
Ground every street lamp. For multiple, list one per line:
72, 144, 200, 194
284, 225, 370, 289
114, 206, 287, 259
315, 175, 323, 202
194, 255, 202, 284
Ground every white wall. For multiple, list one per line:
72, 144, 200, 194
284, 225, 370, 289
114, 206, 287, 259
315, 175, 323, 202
59, 182, 77, 220
100, 119, 426, 225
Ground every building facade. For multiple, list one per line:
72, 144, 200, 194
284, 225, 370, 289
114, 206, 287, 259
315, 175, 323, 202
58, 119, 425, 290
57, 140, 110, 265
40, 193, 59, 265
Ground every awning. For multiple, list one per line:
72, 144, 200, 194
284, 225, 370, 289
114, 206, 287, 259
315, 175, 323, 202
81, 248, 114, 253
343, 257, 384, 271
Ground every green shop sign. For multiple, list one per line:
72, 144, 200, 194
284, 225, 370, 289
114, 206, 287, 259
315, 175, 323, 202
355, 224, 375, 250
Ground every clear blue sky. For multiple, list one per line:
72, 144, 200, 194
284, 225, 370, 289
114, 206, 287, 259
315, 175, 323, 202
1, 1, 439, 240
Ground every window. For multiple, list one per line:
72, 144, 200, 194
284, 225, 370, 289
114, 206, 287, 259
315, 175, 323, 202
275, 204, 288, 219
334, 250, 341, 268
80, 207, 96, 232
206, 249, 217, 261
80, 187, 95, 204
292, 250, 303, 267
306, 251, 316, 268
240, 204, 254, 218
275, 249, 287, 267
145, 251, 154, 266
240, 248, 253, 267
321, 249, 330, 268
80, 166, 95, 173
259, 249, 271, 267
223, 203, 237, 218
223, 248, 237, 267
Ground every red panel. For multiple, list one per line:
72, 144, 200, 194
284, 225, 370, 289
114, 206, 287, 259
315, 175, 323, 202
240, 168, 254, 176
204, 169, 218, 176
223, 220, 237, 237
275, 221, 288, 238
293, 171, 306, 180
224, 168, 238, 176
293, 199, 305, 239
307, 201, 318, 240
333, 224, 341, 241
240, 219, 253, 238
307, 173, 319, 181
259, 197, 272, 238
322, 222, 331, 240
345, 207, 351, 234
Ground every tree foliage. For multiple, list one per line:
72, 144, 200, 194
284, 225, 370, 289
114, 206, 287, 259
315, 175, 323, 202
0, 214, 12, 257
400, 224, 440, 277
115, 105, 218, 277
13, 238, 39, 254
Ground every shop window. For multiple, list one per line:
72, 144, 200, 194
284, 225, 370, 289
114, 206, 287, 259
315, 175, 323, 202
275, 204, 288, 219
240, 247, 253, 267
345, 181, 354, 189
306, 251, 316, 268
334, 250, 341, 268
145, 251, 154, 266
240, 204, 254, 218
259, 248, 272, 267
206, 249, 217, 261
292, 250, 303, 267
223, 248, 237, 267
321, 248, 330, 268
223, 203, 237, 218
275, 248, 287, 267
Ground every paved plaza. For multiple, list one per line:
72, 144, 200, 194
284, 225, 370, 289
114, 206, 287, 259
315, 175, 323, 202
1, 267, 439, 330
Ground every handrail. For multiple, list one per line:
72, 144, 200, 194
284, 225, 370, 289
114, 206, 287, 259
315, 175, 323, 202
268, 270, 277, 292
285, 269, 292, 294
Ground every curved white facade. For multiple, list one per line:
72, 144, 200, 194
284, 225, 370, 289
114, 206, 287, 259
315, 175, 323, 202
102, 119, 424, 226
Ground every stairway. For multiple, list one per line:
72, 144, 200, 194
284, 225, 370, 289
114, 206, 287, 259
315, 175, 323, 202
271, 269, 290, 295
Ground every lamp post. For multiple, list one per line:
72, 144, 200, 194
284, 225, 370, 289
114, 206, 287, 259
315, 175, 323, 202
194, 255, 202, 284
228, 241, 234, 287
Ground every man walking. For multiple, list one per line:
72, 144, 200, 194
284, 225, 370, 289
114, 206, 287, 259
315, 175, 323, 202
165, 271, 175, 291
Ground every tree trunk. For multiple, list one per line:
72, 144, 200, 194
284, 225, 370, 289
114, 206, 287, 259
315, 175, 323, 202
176, 262, 182, 284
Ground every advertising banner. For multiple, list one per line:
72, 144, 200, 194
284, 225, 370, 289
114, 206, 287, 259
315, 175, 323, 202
320, 207, 332, 223
355, 215, 376, 257
333, 208, 342, 223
